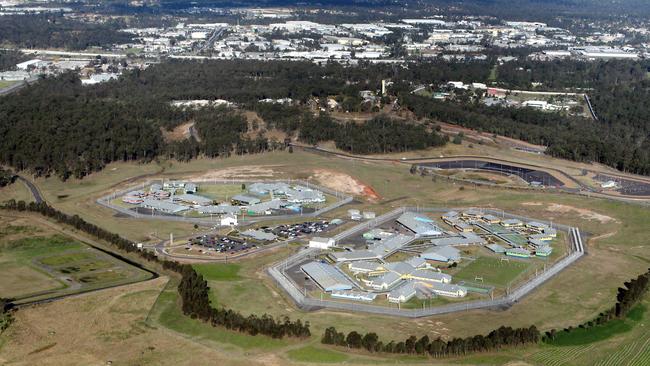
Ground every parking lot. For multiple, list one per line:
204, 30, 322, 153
189, 234, 258, 255
265, 220, 337, 239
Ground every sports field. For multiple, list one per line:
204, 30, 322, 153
452, 256, 532, 287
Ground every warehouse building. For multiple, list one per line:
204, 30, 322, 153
429, 232, 486, 246
396, 212, 443, 236
421, 246, 461, 263
331, 290, 377, 302
301, 261, 354, 292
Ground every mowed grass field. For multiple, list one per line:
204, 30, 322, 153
1, 149, 649, 364
453, 256, 532, 287
0, 213, 152, 303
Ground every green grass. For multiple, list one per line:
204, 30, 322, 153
286, 345, 349, 363
454, 256, 531, 287
0, 80, 17, 89
546, 304, 646, 346
152, 280, 288, 351
193, 263, 242, 281
39, 252, 94, 266
0, 235, 83, 258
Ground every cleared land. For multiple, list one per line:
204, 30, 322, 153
453, 256, 532, 288
0, 213, 152, 303
1, 148, 649, 365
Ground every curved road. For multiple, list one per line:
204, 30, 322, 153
292, 144, 650, 203
17, 175, 43, 203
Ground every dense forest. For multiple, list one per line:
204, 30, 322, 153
0, 50, 29, 72
0, 15, 133, 50
2, 58, 650, 177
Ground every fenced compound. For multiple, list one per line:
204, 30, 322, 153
268, 206, 586, 318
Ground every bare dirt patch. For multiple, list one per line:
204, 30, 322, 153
161, 122, 197, 143
187, 165, 282, 181
522, 202, 617, 223
310, 169, 380, 201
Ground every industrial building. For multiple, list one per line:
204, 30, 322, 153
396, 212, 443, 236
301, 261, 355, 292
421, 246, 461, 263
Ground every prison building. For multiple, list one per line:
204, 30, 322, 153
248, 182, 290, 196
285, 187, 326, 203
420, 282, 467, 298
544, 227, 558, 237
163, 180, 186, 189
184, 183, 197, 194
528, 238, 548, 248
486, 243, 506, 253
331, 290, 377, 302
240, 229, 277, 242
140, 198, 190, 214
231, 194, 261, 206
535, 245, 553, 257
421, 246, 461, 263
526, 221, 549, 232
173, 193, 213, 206
429, 232, 486, 247
246, 199, 283, 215
301, 261, 354, 292
365, 272, 402, 290
501, 218, 524, 228
406, 269, 452, 284
348, 261, 384, 274
196, 205, 241, 215
331, 249, 381, 262
529, 233, 554, 242
454, 222, 473, 232
396, 212, 443, 236
505, 247, 531, 258
404, 256, 429, 269
461, 209, 483, 219
387, 282, 417, 303
150, 183, 162, 192
482, 214, 501, 224
441, 211, 459, 225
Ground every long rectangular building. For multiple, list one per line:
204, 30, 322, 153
301, 261, 354, 292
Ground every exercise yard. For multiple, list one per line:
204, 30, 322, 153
452, 256, 533, 288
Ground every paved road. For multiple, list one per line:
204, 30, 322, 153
16, 175, 43, 203
293, 144, 650, 204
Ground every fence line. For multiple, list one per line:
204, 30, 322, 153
96, 179, 353, 227
268, 207, 586, 318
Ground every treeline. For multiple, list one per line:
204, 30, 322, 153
0, 15, 133, 50
322, 325, 540, 356
0, 298, 12, 333
0, 168, 17, 187
179, 266, 310, 338
0, 200, 310, 340
400, 93, 650, 175
0, 50, 28, 72
544, 268, 650, 341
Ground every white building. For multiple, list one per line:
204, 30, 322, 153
309, 237, 335, 249
220, 214, 238, 226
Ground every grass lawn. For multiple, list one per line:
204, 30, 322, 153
545, 304, 646, 346
286, 345, 349, 363
0, 262, 65, 298
197, 183, 247, 200
151, 279, 289, 351
193, 263, 242, 281
0, 80, 17, 89
453, 256, 532, 287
